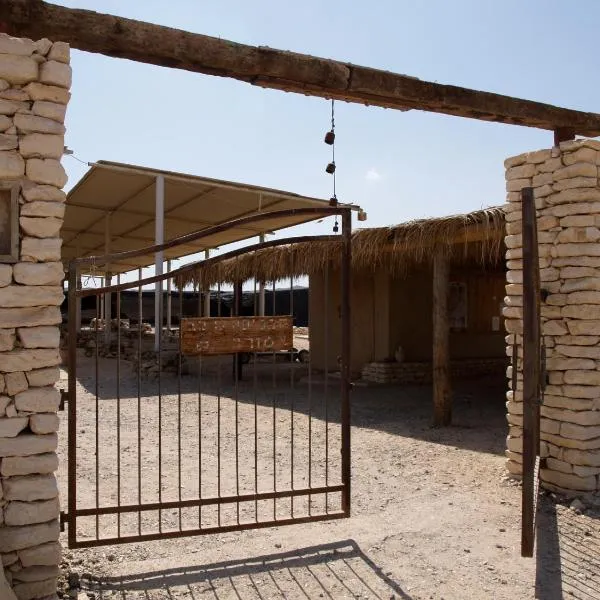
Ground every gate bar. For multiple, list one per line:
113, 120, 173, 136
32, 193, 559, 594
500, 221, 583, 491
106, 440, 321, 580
521, 186, 541, 557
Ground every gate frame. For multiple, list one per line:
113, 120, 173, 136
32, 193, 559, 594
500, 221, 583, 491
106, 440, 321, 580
66, 206, 353, 548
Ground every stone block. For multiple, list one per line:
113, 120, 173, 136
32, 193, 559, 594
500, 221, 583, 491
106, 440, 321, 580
0, 349, 60, 373
25, 158, 67, 188
19, 217, 62, 239
20, 238, 62, 262
14, 387, 60, 412
553, 176, 598, 192
39, 60, 71, 89
0, 286, 63, 308
504, 154, 527, 168
5, 372, 28, 396
555, 344, 600, 359
543, 405, 600, 426
34, 38, 52, 56
559, 267, 598, 279
0, 520, 59, 552
0, 265, 11, 288
2, 475, 57, 502
0, 98, 29, 116
19, 133, 64, 160
0, 307, 61, 329
12, 566, 59, 583
0, 417, 28, 437
553, 162, 597, 180
532, 172, 553, 187
542, 320, 568, 335
546, 357, 595, 371
563, 305, 600, 321
562, 146, 598, 165
21, 184, 65, 203
563, 448, 600, 467
561, 422, 600, 440
1, 453, 58, 477
14, 114, 64, 136
540, 468, 597, 491
538, 157, 563, 173
506, 178, 531, 192
543, 394, 594, 413
47, 42, 69, 64
0, 34, 35, 56
541, 418, 560, 435
0, 133, 18, 150
18, 541, 61, 568
25, 368, 59, 388
0, 54, 37, 85
29, 414, 59, 434
557, 226, 600, 244
546, 294, 567, 306
12, 577, 57, 600
0, 396, 10, 416
560, 215, 596, 227
0, 329, 15, 352
553, 256, 600, 268
0, 151, 25, 178
22, 82, 70, 105
17, 326, 59, 349
568, 320, 600, 335
556, 335, 599, 346
20, 202, 65, 219
546, 457, 572, 474
506, 436, 522, 453
506, 163, 536, 180
5, 498, 59, 526
547, 188, 600, 206
0, 114, 11, 131
31, 101, 66, 124
13, 263, 64, 286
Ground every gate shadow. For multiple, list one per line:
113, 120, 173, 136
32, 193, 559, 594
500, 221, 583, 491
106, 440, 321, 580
536, 496, 600, 600
81, 539, 412, 599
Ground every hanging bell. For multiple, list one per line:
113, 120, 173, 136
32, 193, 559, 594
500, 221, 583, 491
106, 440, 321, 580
329, 195, 338, 207
324, 130, 335, 145
325, 162, 336, 174
358, 209, 367, 221
333, 219, 339, 233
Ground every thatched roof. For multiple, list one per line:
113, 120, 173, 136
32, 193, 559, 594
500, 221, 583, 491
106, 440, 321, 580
178, 207, 505, 288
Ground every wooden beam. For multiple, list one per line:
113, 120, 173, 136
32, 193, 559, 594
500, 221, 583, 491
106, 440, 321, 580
432, 251, 451, 427
2, 1, 600, 135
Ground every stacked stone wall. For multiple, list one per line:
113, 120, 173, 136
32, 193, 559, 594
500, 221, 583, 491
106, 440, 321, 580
0, 34, 70, 599
504, 139, 600, 495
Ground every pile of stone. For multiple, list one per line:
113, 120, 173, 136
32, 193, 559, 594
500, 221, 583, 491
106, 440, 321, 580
504, 138, 600, 494
0, 33, 71, 599
361, 358, 506, 384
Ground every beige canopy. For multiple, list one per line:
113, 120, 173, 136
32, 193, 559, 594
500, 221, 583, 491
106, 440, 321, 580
63, 160, 356, 274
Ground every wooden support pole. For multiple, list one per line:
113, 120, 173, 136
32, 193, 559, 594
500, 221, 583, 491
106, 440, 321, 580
2, 0, 600, 135
432, 251, 451, 427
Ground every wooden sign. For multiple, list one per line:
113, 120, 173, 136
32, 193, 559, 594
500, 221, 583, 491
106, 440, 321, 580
180, 316, 293, 356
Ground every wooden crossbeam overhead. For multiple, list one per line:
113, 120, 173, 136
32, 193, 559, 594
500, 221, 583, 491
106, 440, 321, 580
2, 0, 600, 135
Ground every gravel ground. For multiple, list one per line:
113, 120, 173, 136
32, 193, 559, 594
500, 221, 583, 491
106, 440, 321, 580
55, 352, 600, 599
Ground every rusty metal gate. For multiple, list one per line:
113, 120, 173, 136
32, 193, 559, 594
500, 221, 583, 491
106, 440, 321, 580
519, 187, 543, 558
66, 208, 352, 548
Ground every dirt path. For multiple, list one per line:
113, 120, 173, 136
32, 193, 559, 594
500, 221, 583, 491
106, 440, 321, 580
55, 356, 599, 599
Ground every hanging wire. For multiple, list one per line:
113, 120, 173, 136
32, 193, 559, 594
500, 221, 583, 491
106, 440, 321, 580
328, 99, 339, 233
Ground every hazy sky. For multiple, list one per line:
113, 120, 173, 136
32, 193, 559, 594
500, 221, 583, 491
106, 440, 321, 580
55, 0, 600, 262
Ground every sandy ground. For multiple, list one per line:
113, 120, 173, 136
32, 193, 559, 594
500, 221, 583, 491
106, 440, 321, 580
55, 351, 600, 600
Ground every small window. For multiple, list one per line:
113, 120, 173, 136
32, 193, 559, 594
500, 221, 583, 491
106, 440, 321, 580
0, 182, 19, 263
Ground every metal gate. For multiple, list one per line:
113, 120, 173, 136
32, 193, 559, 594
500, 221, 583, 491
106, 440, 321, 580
519, 187, 543, 558
66, 207, 352, 548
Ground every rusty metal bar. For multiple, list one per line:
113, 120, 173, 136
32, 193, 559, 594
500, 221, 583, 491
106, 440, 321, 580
69, 511, 347, 549
74, 485, 345, 516
77, 234, 341, 298
521, 186, 541, 558
340, 209, 352, 515
67, 261, 78, 548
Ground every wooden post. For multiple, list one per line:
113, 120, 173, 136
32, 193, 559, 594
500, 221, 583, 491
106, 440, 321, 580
433, 251, 451, 426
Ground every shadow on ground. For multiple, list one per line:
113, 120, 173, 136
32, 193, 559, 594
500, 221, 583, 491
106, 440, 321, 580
81, 539, 411, 599
536, 496, 600, 600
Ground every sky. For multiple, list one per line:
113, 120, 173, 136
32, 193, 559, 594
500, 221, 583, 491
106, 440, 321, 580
53, 0, 600, 279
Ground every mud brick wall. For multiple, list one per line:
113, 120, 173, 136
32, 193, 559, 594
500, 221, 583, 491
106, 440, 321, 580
504, 139, 600, 495
0, 34, 70, 599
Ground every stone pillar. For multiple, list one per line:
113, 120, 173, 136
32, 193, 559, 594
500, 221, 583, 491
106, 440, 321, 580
0, 34, 71, 599
504, 138, 600, 495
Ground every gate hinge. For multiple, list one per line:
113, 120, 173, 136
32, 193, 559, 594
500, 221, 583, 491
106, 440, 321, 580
59, 390, 68, 411
60, 511, 68, 532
